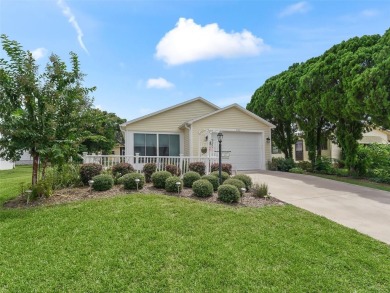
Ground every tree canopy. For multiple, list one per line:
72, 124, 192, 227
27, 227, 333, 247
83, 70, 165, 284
0, 35, 95, 184
247, 28, 390, 170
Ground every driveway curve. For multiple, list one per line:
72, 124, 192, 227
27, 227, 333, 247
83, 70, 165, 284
249, 171, 390, 245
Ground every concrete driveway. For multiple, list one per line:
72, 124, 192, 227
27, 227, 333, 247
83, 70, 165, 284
249, 171, 390, 245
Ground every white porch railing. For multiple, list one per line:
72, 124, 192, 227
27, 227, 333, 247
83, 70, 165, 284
82, 153, 219, 174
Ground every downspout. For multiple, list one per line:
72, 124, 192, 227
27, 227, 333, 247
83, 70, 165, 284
185, 123, 193, 157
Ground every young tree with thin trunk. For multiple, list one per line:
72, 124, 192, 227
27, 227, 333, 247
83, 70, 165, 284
0, 35, 95, 185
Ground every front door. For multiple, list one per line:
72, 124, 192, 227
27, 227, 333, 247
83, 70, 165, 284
295, 140, 304, 161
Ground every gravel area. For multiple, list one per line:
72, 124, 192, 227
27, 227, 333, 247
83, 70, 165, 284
4, 183, 285, 209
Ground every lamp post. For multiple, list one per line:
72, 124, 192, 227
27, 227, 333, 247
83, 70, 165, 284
88, 180, 94, 193
217, 132, 223, 184
176, 181, 181, 194
135, 178, 140, 191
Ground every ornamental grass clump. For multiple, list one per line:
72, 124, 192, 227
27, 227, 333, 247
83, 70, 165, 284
210, 171, 229, 183
165, 176, 183, 192
223, 178, 246, 196
192, 179, 213, 198
201, 175, 219, 191
218, 184, 240, 203
232, 174, 252, 191
92, 174, 114, 191
183, 171, 201, 188
251, 183, 268, 198
151, 171, 172, 188
80, 163, 102, 185
123, 173, 145, 190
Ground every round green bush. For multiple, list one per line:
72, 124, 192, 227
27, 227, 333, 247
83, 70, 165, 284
232, 174, 252, 191
223, 178, 246, 196
117, 175, 126, 185
192, 179, 213, 197
218, 184, 240, 203
151, 171, 172, 188
183, 171, 201, 188
123, 173, 145, 190
111, 162, 135, 177
201, 175, 219, 191
165, 176, 183, 192
210, 171, 229, 183
92, 174, 114, 191
80, 163, 102, 185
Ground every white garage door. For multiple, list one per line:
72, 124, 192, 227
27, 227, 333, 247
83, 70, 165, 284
212, 132, 264, 171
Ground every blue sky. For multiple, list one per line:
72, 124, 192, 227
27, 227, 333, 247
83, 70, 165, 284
1, 0, 389, 121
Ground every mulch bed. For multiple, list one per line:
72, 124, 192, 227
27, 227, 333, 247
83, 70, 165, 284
3, 183, 285, 209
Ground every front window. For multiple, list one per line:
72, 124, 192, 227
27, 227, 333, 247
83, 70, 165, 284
134, 133, 179, 156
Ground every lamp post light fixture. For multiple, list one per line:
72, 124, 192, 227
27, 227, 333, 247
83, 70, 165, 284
176, 181, 181, 194
135, 178, 140, 191
88, 180, 94, 193
217, 132, 223, 184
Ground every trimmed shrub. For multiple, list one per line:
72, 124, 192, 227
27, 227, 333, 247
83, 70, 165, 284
270, 157, 296, 172
92, 174, 114, 191
117, 175, 126, 185
183, 171, 201, 188
166, 164, 181, 176
188, 162, 206, 176
289, 167, 304, 174
192, 179, 213, 197
210, 171, 229, 183
314, 156, 333, 174
336, 168, 349, 177
210, 163, 232, 175
223, 178, 245, 196
297, 161, 313, 172
232, 174, 252, 191
80, 163, 102, 185
165, 176, 183, 192
143, 163, 157, 183
201, 175, 219, 191
123, 173, 145, 190
218, 184, 240, 203
151, 171, 172, 188
251, 183, 268, 198
111, 162, 135, 177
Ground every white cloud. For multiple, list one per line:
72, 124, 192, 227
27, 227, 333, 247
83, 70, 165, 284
155, 18, 268, 65
361, 9, 379, 18
279, 2, 310, 18
31, 47, 47, 60
57, 0, 89, 54
146, 77, 174, 89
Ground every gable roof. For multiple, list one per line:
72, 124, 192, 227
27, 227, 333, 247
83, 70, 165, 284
120, 97, 219, 128
182, 103, 276, 128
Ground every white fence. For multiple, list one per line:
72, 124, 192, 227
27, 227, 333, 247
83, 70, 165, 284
82, 153, 219, 174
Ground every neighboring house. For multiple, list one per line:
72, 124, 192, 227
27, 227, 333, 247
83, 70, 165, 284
0, 158, 15, 170
111, 143, 125, 156
272, 128, 390, 162
15, 151, 33, 165
120, 97, 275, 171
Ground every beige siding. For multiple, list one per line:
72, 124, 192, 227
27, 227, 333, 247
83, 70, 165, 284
183, 127, 190, 156
191, 107, 272, 164
124, 100, 216, 132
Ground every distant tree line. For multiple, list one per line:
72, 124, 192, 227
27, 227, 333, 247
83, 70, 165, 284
247, 28, 390, 171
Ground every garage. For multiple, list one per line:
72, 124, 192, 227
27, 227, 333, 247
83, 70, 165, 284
212, 131, 264, 171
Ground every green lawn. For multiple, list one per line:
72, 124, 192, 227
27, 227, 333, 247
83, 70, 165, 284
0, 167, 389, 292
0, 165, 31, 205
310, 173, 390, 192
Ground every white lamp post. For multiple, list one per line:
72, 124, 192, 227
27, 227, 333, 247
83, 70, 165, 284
176, 181, 181, 194
88, 180, 94, 193
135, 178, 140, 191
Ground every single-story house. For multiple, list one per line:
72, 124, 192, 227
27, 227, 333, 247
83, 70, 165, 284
120, 97, 275, 171
272, 128, 390, 162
